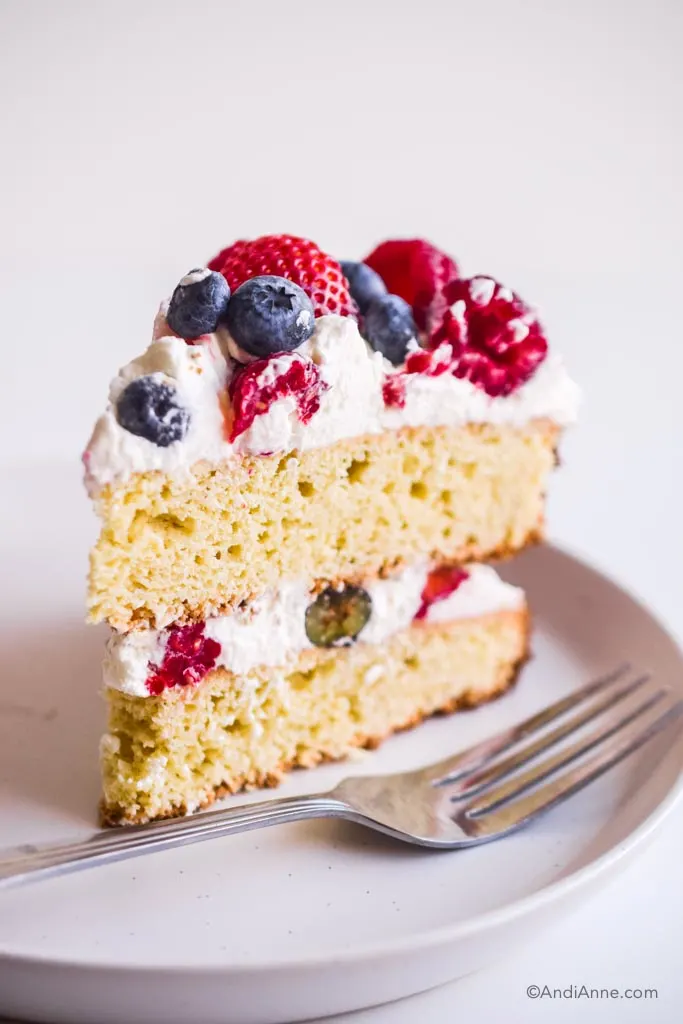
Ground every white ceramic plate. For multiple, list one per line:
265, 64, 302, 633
1, 464, 682, 1024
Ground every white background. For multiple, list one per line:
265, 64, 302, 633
1, 0, 682, 1021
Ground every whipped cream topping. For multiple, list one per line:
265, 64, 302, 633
103, 563, 525, 697
84, 312, 579, 494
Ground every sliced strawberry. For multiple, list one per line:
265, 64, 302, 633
415, 566, 470, 620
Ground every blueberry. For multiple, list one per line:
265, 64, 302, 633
340, 261, 387, 314
167, 268, 231, 339
362, 294, 416, 365
305, 585, 372, 647
225, 276, 315, 358
116, 375, 190, 447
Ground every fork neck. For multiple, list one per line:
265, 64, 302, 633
0, 792, 349, 890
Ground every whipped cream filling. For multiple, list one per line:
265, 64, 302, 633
103, 563, 525, 697
84, 312, 580, 494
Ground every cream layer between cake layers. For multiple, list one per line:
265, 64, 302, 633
104, 562, 525, 697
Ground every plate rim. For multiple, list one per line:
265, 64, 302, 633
1, 542, 682, 975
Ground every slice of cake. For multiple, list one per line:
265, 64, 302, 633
84, 234, 578, 826
100, 562, 529, 824
84, 236, 577, 632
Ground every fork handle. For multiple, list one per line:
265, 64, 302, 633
0, 792, 348, 889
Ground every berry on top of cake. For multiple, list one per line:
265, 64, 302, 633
166, 268, 231, 340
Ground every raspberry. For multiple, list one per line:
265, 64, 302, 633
228, 351, 328, 443
382, 375, 407, 409
381, 344, 452, 409
430, 276, 548, 397
415, 566, 470, 621
405, 342, 453, 377
363, 239, 459, 332
146, 623, 221, 695
208, 235, 357, 319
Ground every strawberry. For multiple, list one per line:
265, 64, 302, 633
363, 239, 459, 332
208, 235, 357, 319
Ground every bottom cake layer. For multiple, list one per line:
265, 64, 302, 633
101, 607, 529, 825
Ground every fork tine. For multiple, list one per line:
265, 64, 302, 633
464, 699, 683, 838
442, 671, 653, 799
462, 688, 679, 821
423, 663, 634, 784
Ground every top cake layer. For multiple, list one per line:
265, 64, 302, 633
84, 235, 579, 632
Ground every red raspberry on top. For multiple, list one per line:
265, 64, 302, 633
363, 239, 459, 332
430, 276, 548, 397
227, 351, 328, 444
208, 235, 357, 319
404, 342, 453, 377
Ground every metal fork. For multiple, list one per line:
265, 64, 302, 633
1, 665, 681, 889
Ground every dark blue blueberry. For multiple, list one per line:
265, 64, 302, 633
167, 268, 231, 339
116, 375, 190, 447
340, 260, 387, 314
225, 276, 315, 358
362, 294, 416, 365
